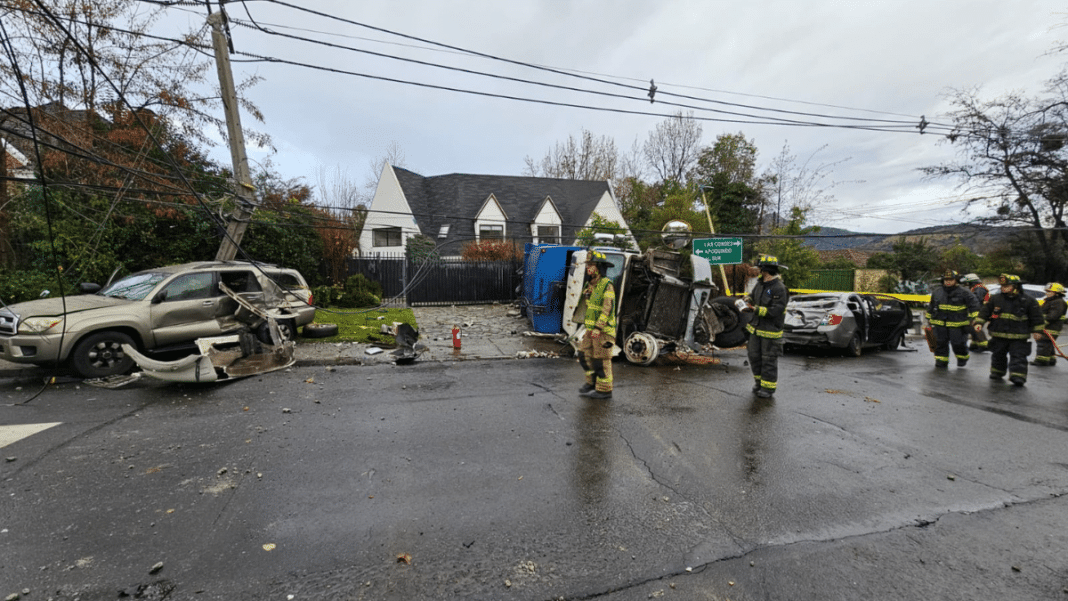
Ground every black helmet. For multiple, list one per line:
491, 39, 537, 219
756, 254, 788, 271
942, 270, 960, 282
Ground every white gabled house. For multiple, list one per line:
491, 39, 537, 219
358, 164, 636, 257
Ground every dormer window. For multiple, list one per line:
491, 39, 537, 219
438, 224, 450, 239
479, 224, 504, 241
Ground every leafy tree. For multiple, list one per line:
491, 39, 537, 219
753, 207, 821, 289
864, 237, 939, 283
238, 166, 324, 283
698, 172, 761, 235
691, 133, 766, 235
821, 256, 860, 270
575, 213, 631, 249
691, 132, 760, 187
938, 243, 981, 275
628, 189, 705, 251
976, 244, 1024, 277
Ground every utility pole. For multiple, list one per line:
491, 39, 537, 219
699, 187, 732, 296
209, 10, 256, 262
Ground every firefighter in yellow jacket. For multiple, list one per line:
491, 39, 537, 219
576, 251, 617, 400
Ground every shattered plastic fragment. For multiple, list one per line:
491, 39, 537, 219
396, 553, 412, 564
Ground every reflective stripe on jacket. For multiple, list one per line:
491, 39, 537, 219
584, 277, 617, 340
975, 292, 1044, 340
745, 277, 788, 339
926, 284, 979, 328
1043, 296, 1067, 332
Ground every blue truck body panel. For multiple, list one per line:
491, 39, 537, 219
521, 244, 582, 334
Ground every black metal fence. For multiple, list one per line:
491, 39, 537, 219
345, 255, 522, 306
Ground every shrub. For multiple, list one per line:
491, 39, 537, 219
877, 274, 899, 293
334, 273, 384, 308
0, 269, 70, 304
311, 284, 343, 307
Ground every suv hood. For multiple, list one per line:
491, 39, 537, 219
3, 295, 128, 318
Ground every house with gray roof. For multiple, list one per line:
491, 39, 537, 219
358, 164, 636, 257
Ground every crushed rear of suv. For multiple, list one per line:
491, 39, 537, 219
0, 261, 315, 378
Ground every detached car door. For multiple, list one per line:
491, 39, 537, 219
149, 272, 227, 346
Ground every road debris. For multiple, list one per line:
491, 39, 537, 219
149, 561, 163, 574
396, 552, 412, 565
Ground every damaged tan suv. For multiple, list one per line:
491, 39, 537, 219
0, 261, 316, 378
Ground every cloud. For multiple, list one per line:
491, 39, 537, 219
170, 0, 1065, 233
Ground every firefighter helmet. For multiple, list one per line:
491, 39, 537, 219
756, 254, 788, 270
999, 273, 1022, 287
588, 250, 611, 265
960, 273, 980, 285
1046, 282, 1066, 295
942, 270, 960, 282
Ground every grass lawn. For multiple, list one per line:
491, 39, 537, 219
301, 307, 418, 345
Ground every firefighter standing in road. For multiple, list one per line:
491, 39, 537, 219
926, 270, 980, 368
960, 273, 990, 352
575, 251, 616, 400
743, 255, 789, 399
1032, 282, 1067, 367
974, 274, 1045, 386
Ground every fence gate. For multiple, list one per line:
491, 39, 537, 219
406, 258, 520, 306
344, 255, 520, 305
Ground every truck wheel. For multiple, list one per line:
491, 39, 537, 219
709, 297, 750, 348
71, 331, 136, 378
623, 332, 660, 365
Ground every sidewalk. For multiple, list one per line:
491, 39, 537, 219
0, 304, 570, 378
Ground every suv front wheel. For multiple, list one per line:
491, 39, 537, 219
71, 331, 136, 378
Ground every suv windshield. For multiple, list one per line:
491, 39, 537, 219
99, 271, 169, 300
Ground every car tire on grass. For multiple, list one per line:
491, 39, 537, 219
302, 323, 339, 339
70, 331, 136, 378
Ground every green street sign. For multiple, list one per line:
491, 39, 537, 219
692, 237, 743, 265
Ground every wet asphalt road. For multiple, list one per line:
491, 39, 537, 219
2, 342, 1068, 600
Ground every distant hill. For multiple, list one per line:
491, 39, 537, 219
801, 224, 1026, 254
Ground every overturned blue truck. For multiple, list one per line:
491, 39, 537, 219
519, 243, 749, 365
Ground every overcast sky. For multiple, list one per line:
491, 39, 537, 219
158, 1, 1066, 234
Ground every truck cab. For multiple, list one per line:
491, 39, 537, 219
562, 248, 741, 364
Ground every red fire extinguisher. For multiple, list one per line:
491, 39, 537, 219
452, 325, 462, 349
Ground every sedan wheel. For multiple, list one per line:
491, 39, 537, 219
847, 332, 863, 357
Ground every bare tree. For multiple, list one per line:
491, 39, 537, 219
364, 140, 407, 200
642, 111, 702, 184
0, 0, 271, 153
523, 129, 619, 181
765, 142, 854, 229
923, 84, 1068, 281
